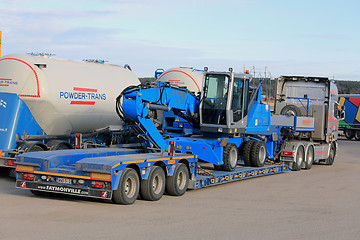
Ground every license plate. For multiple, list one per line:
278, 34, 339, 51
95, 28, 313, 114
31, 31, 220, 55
57, 178, 72, 184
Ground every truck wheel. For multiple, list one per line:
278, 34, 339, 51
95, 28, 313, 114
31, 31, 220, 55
250, 141, 267, 167
19, 142, 47, 152
354, 131, 360, 141
304, 145, 314, 170
326, 143, 336, 165
46, 140, 73, 150
243, 140, 255, 166
280, 105, 301, 116
292, 146, 304, 171
344, 129, 354, 140
112, 168, 139, 205
222, 143, 238, 171
166, 163, 189, 196
141, 166, 166, 201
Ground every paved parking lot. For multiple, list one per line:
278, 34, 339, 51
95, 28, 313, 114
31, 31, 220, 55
0, 138, 359, 240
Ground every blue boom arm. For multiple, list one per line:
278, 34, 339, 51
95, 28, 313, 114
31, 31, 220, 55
117, 82, 200, 150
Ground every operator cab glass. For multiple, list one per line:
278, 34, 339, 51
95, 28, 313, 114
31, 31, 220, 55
202, 74, 230, 125
201, 73, 250, 128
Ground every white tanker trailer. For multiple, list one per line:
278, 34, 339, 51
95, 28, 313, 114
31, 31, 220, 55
0, 54, 140, 168
156, 67, 205, 94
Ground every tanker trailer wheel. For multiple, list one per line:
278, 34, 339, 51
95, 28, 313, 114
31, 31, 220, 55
292, 145, 304, 171
280, 105, 301, 116
222, 143, 238, 171
250, 141, 267, 167
19, 142, 47, 152
243, 140, 255, 166
326, 143, 336, 165
46, 140, 73, 150
303, 145, 314, 170
112, 168, 140, 205
166, 163, 189, 196
354, 131, 360, 141
141, 166, 166, 201
344, 129, 354, 140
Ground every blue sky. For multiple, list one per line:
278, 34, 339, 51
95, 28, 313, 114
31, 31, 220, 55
0, 0, 359, 80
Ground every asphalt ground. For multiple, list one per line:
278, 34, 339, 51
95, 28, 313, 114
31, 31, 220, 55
0, 138, 359, 240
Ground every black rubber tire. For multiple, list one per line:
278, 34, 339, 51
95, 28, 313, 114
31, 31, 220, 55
243, 140, 255, 166
250, 141, 267, 167
141, 166, 166, 201
222, 143, 238, 171
19, 142, 47, 152
166, 163, 189, 196
112, 168, 139, 205
292, 146, 305, 171
354, 131, 360, 141
326, 143, 336, 165
46, 140, 73, 150
304, 145, 314, 170
280, 105, 301, 116
344, 129, 354, 140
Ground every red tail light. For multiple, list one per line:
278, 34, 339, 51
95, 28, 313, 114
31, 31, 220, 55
168, 141, 175, 156
23, 173, 35, 181
283, 152, 294, 156
91, 181, 104, 189
75, 134, 82, 149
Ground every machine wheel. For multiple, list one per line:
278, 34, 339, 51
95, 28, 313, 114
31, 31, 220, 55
354, 131, 360, 141
280, 105, 301, 116
304, 145, 314, 170
141, 166, 166, 201
344, 129, 354, 140
166, 163, 189, 196
250, 141, 267, 167
326, 143, 336, 165
46, 140, 73, 150
292, 145, 304, 171
112, 168, 139, 205
243, 140, 255, 166
222, 143, 238, 171
19, 142, 47, 152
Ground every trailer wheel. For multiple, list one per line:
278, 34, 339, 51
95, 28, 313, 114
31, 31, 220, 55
46, 140, 73, 150
112, 168, 139, 205
292, 145, 304, 171
30, 190, 47, 196
326, 143, 336, 165
304, 145, 314, 170
344, 129, 354, 140
222, 143, 238, 171
141, 166, 166, 201
166, 163, 189, 196
19, 142, 47, 152
243, 140, 255, 166
280, 105, 301, 116
250, 141, 267, 167
354, 131, 360, 141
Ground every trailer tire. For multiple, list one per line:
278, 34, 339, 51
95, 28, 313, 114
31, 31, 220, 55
19, 142, 47, 152
354, 130, 360, 141
243, 140, 255, 166
46, 140, 73, 150
344, 129, 354, 140
30, 190, 47, 196
250, 141, 267, 167
141, 166, 166, 201
166, 163, 189, 196
112, 168, 139, 205
292, 145, 304, 171
304, 145, 314, 170
326, 143, 336, 165
222, 143, 238, 171
280, 105, 301, 116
